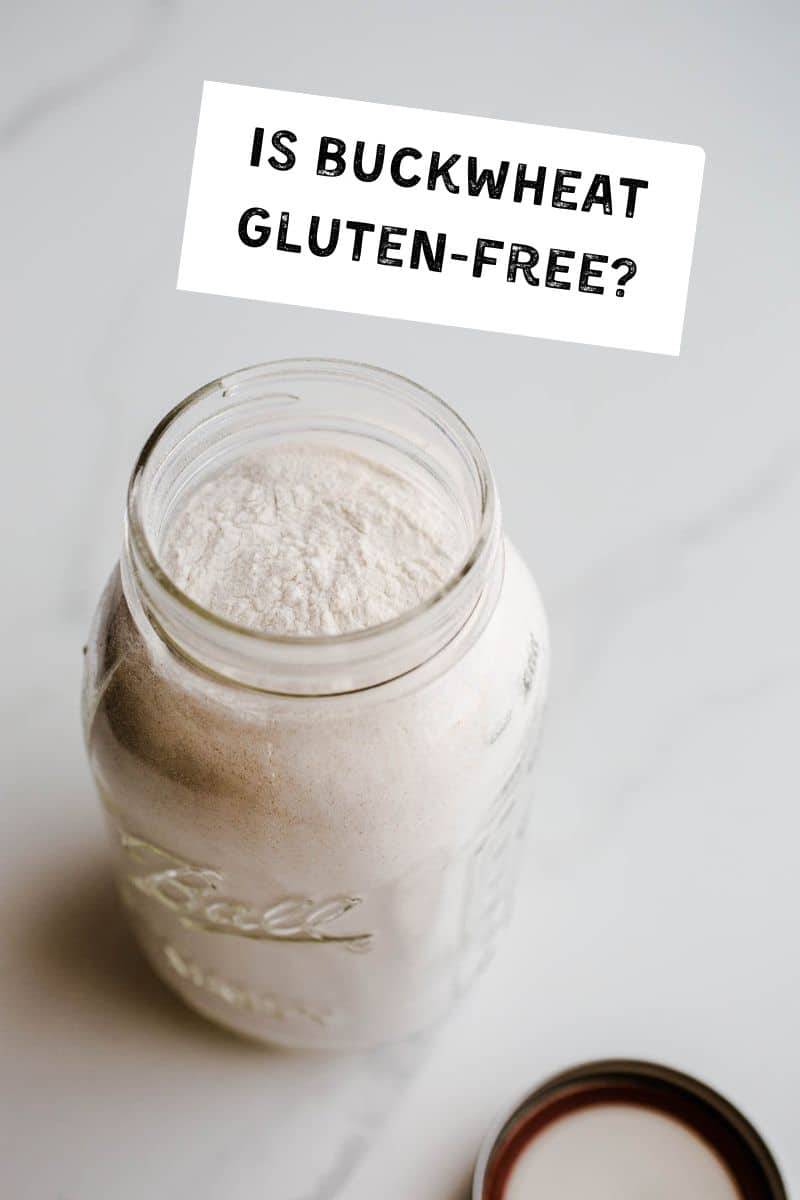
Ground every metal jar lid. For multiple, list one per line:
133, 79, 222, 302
473, 1059, 787, 1199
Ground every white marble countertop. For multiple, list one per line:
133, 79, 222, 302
3, 2, 798, 1196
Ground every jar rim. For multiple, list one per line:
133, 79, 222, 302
125, 357, 501, 693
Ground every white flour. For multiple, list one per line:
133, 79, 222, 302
161, 444, 466, 636
87, 419, 549, 1048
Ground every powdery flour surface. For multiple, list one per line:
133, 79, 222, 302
160, 444, 467, 635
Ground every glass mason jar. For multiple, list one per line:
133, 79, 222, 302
82, 359, 549, 1049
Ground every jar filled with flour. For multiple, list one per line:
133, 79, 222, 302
82, 359, 549, 1049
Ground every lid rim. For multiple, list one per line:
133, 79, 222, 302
474, 1059, 787, 1200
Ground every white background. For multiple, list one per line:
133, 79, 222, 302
1, 2, 798, 1198
179, 82, 704, 355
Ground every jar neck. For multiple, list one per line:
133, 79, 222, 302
122, 358, 502, 696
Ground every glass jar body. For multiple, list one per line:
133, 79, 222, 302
83, 538, 548, 1049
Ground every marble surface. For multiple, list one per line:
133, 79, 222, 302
2, 1, 798, 1196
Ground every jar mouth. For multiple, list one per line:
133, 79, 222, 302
125, 358, 501, 694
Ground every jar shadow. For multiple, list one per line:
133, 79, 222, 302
26, 851, 285, 1055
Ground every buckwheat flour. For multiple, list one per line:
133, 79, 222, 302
161, 444, 466, 635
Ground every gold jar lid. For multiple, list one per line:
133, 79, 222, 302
474, 1060, 786, 1200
